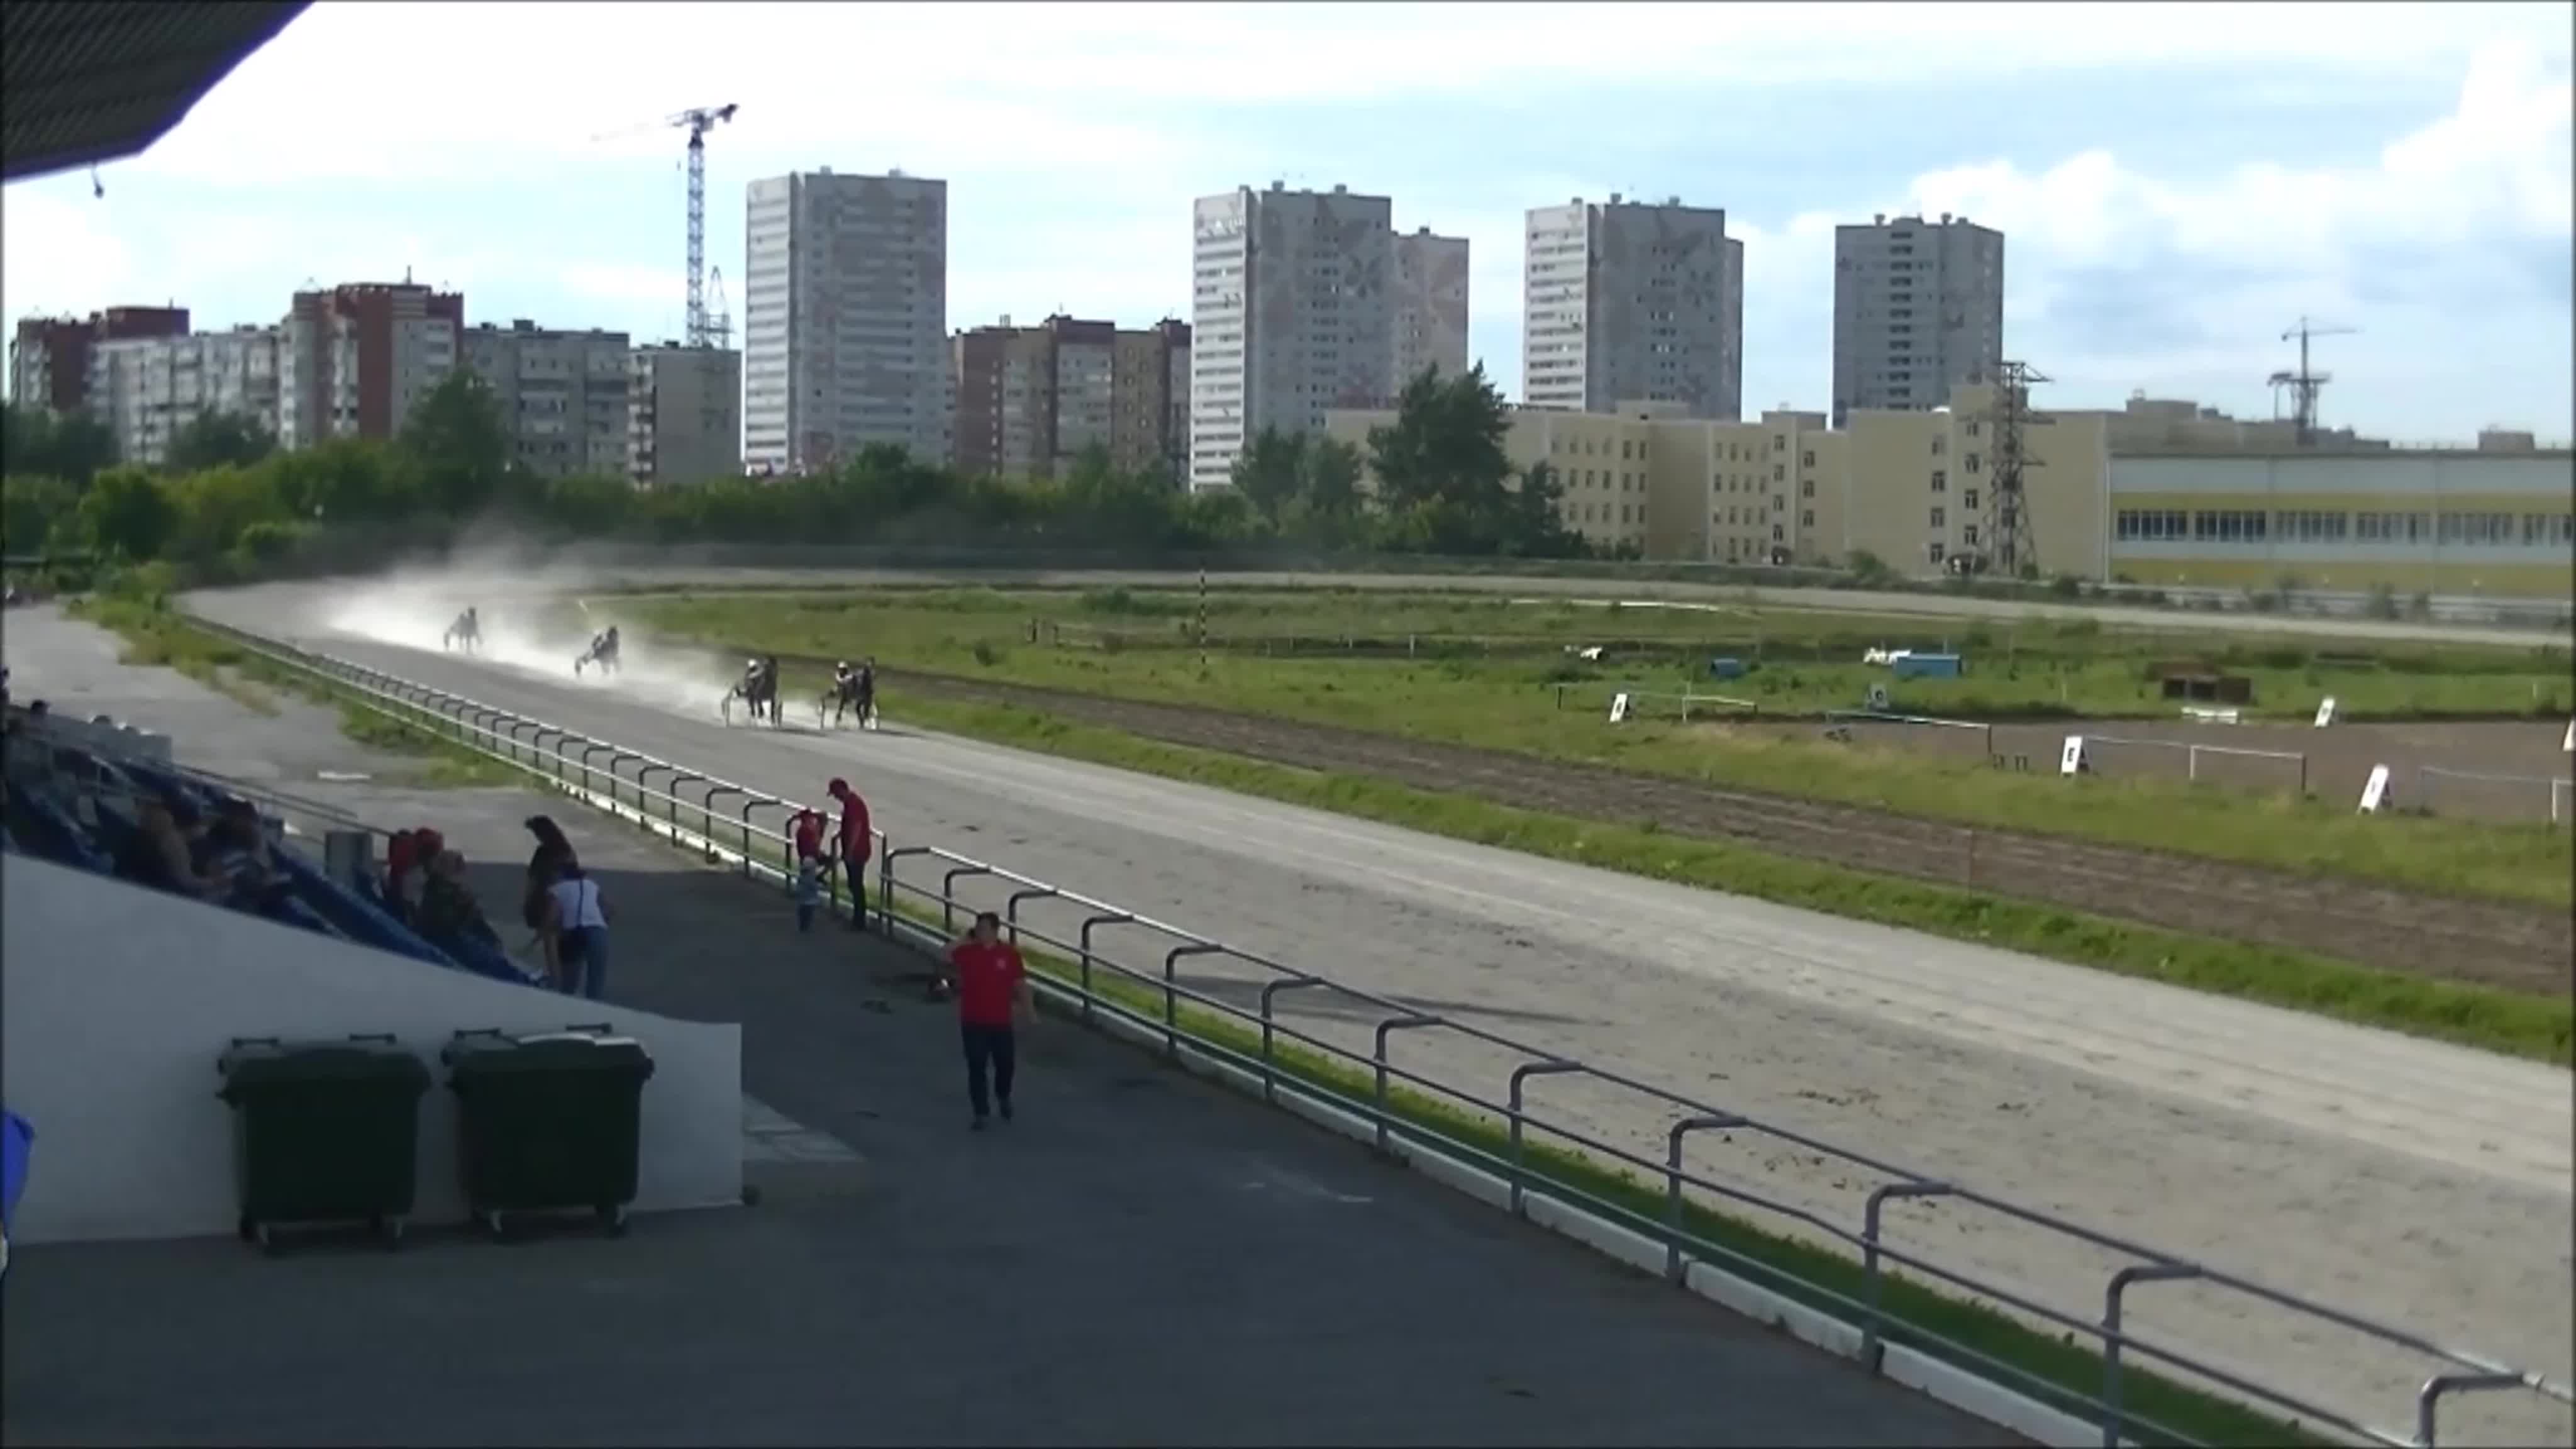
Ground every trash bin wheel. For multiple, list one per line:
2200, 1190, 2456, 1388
597, 1204, 630, 1238
477, 1209, 509, 1242
373, 1214, 405, 1251
236, 1214, 257, 1243
254, 1221, 282, 1257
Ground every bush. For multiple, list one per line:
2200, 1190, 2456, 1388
971, 640, 1002, 667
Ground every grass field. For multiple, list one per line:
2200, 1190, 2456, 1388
628, 587, 2575, 909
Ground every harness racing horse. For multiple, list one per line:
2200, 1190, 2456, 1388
722, 667, 780, 726
816, 670, 875, 730
572, 630, 621, 677
442, 609, 481, 654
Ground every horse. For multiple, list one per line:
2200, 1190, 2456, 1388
721, 669, 780, 726
573, 630, 621, 677
816, 669, 877, 730
442, 609, 480, 654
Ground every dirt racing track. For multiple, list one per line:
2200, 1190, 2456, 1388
875, 668, 2572, 995
184, 582, 2575, 1446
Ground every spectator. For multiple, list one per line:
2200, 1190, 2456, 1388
417, 849, 503, 957
945, 910, 1035, 1131
825, 777, 872, 931
204, 800, 288, 911
787, 808, 826, 930
384, 830, 422, 919
522, 815, 577, 931
124, 797, 220, 901
540, 861, 612, 1000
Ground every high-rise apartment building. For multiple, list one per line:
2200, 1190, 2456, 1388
277, 282, 463, 450
952, 314, 1190, 480
1831, 212, 2004, 426
9, 306, 191, 416
87, 325, 282, 466
628, 343, 743, 487
1521, 194, 1742, 421
742, 168, 950, 475
1188, 182, 1396, 491
1391, 227, 1470, 390
460, 321, 632, 479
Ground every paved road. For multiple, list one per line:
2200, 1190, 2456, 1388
190, 583, 2575, 1446
543, 562, 2564, 648
4, 606, 1995, 1447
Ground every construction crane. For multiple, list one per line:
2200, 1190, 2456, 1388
591, 103, 738, 348
2268, 316, 2358, 447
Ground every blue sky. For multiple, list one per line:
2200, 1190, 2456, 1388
3, 1, 2569, 441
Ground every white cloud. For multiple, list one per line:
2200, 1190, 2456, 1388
0, 187, 136, 325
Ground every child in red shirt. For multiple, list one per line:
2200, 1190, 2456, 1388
945, 911, 1033, 1130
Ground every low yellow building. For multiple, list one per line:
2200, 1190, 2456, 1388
1322, 389, 2574, 603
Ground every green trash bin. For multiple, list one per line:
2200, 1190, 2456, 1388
444, 1027, 655, 1240
217, 1034, 430, 1255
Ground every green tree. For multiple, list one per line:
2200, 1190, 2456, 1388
72, 467, 177, 560
165, 411, 275, 474
2, 475, 79, 553
2, 404, 117, 486
397, 370, 515, 516
1230, 428, 1310, 525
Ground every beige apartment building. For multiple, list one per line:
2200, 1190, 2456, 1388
1328, 385, 2112, 574
627, 343, 743, 487
1326, 387, 2572, 602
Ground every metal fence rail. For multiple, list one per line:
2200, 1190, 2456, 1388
185, 614, 2572, 1449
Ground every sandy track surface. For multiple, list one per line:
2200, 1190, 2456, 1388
192, 586, 2575, 1444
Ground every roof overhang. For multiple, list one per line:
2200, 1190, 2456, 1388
3, 1, 311, 185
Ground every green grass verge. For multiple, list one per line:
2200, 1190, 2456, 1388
67, 594, 521, 789
871, 691, 2568, 1067
862, 891, 2324, 1448
630, 591, 2575, 911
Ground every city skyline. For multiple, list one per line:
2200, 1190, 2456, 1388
0, 2, 2569, 441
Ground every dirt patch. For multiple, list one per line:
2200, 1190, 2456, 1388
882, 667, 2571, 996
1796, 714, 2572, 824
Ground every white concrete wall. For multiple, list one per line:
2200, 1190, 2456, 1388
1, 853, 743, 1245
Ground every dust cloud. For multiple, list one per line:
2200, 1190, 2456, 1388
310, 536, 752, 721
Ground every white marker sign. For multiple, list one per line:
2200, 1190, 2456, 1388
1608, 692, 1631, 724
2313, 696, 2338, 728
2060, 735, 2087, 777
2563, 719, 2572, 753
2358, 763, 2392, 814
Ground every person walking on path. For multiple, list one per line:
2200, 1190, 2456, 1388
540, 862, 613, 999
945, 911, 1035, 1131
826, 778, 872, 931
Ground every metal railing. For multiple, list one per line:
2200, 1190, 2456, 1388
183, 614, 2572, 1449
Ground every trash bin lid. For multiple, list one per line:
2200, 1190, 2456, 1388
218, 1037, 431, 1096
446, 1031, 654, 1080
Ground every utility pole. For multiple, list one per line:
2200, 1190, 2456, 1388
1985, 361, 2051, 579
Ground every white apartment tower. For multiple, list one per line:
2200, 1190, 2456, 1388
743, 168, 950, 475
1188, 182, 1396, 492
1831, 212, 2004, 426
86, 325, 282, 466
1522, 195, 1743, 420
460, 321, 633, 479
1391, 227, 1470, 391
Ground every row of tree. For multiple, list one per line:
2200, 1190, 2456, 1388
2, 361, 1587, 578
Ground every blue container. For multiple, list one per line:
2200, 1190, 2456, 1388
1891, 653, 1963, 680
2, 1108, 31, 1235
1708, 657, 1747, 681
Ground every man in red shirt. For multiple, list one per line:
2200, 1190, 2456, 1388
945, 911, 1033, 1130
825, 778, 872, 930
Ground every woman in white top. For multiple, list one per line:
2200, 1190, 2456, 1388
540, 863, 613, 999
